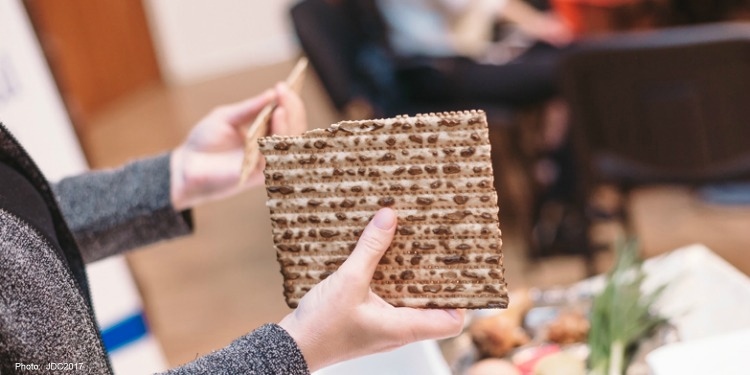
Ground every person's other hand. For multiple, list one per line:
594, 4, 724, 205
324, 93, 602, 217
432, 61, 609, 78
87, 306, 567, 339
521, 13, 574, 47
170, 83, 306, 210
278, 208, 466, 372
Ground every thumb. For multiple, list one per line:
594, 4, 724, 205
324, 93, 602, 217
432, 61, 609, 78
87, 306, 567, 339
336, 208, 397, 288
222, 89, 276, 127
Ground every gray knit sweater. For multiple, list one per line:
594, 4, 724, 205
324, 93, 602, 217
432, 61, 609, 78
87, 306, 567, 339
0, 125, 309, 374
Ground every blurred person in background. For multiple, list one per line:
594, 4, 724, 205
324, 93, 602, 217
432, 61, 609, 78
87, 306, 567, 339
375, 0, 573, 108
309, 0, 572, 117
0, 83, 464, 374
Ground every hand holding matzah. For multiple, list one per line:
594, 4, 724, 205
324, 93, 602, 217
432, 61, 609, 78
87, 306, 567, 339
279, 208, 466, 372
261, 110, 507, 309
170, 83, 307, 210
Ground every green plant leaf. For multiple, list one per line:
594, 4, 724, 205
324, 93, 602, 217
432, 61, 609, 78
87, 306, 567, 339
587, 237, 668, 374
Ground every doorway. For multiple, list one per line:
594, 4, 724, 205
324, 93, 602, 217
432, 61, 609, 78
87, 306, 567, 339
23, 0, 161, 138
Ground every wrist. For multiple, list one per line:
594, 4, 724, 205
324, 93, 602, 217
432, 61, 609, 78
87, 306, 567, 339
170, 146, 189, 211
279, 312, 332, 372
279, 314, 314, 371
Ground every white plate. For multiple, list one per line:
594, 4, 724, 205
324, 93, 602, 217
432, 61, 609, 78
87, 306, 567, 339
646, 328, 750, 375
644, 244, 750, 375
313, 340, 451, 375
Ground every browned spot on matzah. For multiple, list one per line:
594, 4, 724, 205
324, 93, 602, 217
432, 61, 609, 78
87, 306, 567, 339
260, 110, 507, 309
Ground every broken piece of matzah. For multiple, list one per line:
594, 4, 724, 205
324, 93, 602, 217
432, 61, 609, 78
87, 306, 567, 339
259, 110, 507, 309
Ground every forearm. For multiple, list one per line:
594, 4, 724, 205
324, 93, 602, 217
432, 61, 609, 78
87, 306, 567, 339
434, 0, 474, 14
53, 153, 193, 263
499, 0, 573, 46
159, 324, 310, 375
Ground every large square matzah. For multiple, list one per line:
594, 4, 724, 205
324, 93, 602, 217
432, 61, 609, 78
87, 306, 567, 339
259, 110, 507, 309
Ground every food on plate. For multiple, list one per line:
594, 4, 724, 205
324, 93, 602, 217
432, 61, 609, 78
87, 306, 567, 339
466, 358, 521, 375
469, 290, 534, 357
533, 352, 586, 375
513, 344, 561, 374
546, 310, 589, 345
259, 111, 506, 308
470, 314, 530, 358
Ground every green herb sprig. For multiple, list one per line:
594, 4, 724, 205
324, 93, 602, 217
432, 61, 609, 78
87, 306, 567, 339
587, 238, 667, 375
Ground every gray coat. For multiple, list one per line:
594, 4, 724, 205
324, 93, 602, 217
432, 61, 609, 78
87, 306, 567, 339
0, 124, 309, 374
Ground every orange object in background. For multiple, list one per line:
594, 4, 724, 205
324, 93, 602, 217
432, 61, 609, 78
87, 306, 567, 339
551, 0, 659, 36
552, 0, 586, 35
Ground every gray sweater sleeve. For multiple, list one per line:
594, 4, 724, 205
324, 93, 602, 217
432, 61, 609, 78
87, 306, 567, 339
161, 324, 310, 375
52, 153, 193, 263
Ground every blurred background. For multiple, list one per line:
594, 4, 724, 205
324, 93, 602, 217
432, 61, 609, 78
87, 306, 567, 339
2, 0, 750, 374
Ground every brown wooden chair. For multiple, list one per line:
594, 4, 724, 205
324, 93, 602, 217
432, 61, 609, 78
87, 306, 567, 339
559, 22, 750, 270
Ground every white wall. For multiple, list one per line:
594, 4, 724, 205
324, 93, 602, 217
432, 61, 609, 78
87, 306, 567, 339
143, 0, 299, 85
0, 0, 87, 180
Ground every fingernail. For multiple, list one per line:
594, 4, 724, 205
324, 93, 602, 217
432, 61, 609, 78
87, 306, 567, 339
446, 309, 459, 319
372, 208, 396, 230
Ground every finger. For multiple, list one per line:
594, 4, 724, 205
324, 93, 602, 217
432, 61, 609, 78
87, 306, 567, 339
222, 89, 276, 127
390, 308, 466, 342
336, 208, 397, 289
271, 82, 307, 136
271, 106, 289, 137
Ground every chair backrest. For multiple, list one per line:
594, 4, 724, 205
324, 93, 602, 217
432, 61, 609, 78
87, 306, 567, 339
289, 0, 394, 114
561, 23, 750, 187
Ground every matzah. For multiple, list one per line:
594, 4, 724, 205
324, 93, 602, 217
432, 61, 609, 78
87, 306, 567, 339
259, 110, 507, 309
239, 57, 307, 184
